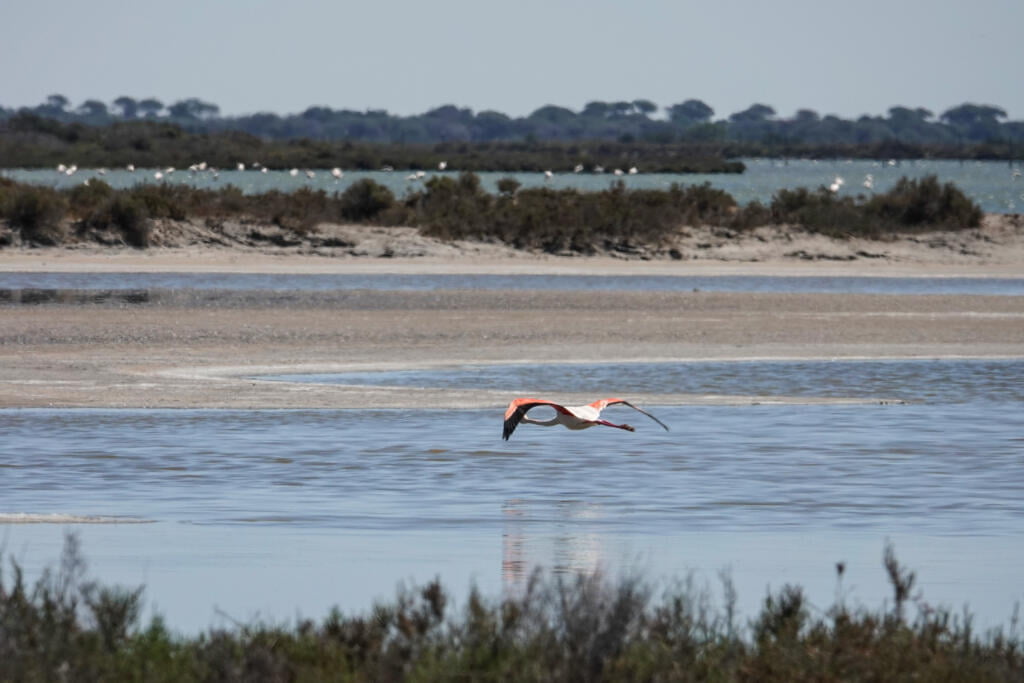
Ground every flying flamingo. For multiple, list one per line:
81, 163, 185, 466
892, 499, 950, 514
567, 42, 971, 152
502, 397, 669, 440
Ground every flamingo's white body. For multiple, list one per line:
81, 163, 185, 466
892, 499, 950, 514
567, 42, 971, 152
503, 397, 668, 441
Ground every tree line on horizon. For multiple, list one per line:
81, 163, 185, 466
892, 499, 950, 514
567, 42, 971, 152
2, 94, 1022, 150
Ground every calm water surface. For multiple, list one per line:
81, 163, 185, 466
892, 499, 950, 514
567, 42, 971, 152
2, 272, 1024, 296
2, 359, 1022, 633
5, 158, 1024, 212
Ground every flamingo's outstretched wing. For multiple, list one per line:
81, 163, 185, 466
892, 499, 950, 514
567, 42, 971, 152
590, 398, 670, 432
503, 398, 565, 440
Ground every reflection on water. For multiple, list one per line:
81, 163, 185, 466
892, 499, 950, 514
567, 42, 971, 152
502, 499, 607, 596
1, 358, 1022, 631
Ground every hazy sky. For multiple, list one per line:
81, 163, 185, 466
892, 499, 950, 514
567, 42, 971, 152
3, 0, 1021, 120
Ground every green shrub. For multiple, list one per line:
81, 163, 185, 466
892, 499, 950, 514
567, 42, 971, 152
68, 179, 115, 219
4, 186, 68, 244
0, 173, 992, 253
250, 187, 335, 233
767, 187, 879, 238
867, 174, 983, 229
128, 184, 189, 221
671, 181, 738, 225
496, 177, 521, 196
411, 172, 494, 240
109, 196, 151, 247
338, 178, 395, 221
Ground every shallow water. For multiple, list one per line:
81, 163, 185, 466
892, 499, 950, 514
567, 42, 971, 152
2, 358, 1022, 633
266, 358, 1024, 404
4, 158, 1024, 212
2, 272, 1024, 296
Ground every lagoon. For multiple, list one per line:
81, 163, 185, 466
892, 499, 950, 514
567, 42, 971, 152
2, 358, 1022, 634
4, 158, 1024, 213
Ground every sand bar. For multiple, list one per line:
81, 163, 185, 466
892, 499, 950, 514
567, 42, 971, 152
2, 244, 1022, 410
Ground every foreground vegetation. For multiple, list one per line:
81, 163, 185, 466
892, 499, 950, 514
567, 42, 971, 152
0, 172, 983, 255
1, 536, 1020, 681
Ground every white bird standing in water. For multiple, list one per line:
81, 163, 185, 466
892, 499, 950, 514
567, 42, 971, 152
502, 397, 669, 440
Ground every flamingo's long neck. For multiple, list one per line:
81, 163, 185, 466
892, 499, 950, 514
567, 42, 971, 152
522, 416, 560, 427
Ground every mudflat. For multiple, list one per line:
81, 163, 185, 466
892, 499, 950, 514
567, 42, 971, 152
2, 243, 1022, 410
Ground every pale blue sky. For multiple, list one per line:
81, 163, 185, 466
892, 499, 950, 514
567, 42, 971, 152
2, 0, 1021, 120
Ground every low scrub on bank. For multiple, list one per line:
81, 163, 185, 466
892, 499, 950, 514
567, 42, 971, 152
1, 536, 1021, 681
0, 173, 984, 253
0, 116, 745, 174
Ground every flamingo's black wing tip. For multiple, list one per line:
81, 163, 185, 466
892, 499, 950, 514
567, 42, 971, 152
502, 415, 519, 441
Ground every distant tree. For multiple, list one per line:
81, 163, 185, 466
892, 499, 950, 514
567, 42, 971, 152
46, 94, 70, 112
666, 99, 714, 126
528, 105, 576, 127
167, 97, 220, 120
301, 106, 335, 122
853, 115, 892, 144
608, 101, 634, 118
729, 103, 776, 123
424, 104, 473, 124
888, 106, 932, 125
34, 94, 70, 117
113, 96, 138, 119
885, 106, 935, 142
793, 109, 820, 123
76, 99, 108, 117
632, 99, 658, 117
474, 110, 514, 140
940, 103, 1008, 142
940, 103, 1006, 127
581, 101, 611, 118
137, 98, 164, 118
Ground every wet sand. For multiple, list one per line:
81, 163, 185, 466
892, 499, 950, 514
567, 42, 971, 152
2, 250, 1022, 409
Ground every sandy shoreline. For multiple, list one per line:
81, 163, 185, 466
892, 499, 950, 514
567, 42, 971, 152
2, 212, 1023, 278
1, 258, 1022, 409
3, 219, 1023, 410
2, 250, 1023, 278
